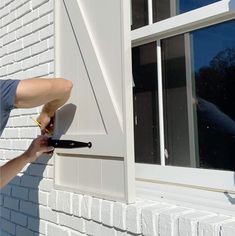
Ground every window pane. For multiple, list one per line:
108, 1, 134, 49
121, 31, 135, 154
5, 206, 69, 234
161, 20, 235, 171
177, 0, 221, 14
192, 20, 235, 171
153, 0, 171, 23
161, 35, 191, 167
132, 42, 160, 164
131, 0, 148, 30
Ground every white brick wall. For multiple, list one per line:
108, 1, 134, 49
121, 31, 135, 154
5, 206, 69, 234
1, 1, 235, 236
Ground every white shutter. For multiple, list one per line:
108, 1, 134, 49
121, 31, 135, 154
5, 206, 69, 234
54, 0, 135, 203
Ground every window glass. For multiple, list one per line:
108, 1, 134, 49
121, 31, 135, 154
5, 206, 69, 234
153, 0, 171, 23
161, 20, 235, 171
192, 20, 235, 171
131, 0, 148, 30
161, 34, 191, 167
132, 42, 160, 164
177, 0, 221, 14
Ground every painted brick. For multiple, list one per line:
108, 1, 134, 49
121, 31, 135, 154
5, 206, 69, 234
7, 39, 23, 53
113, 202, 127, 230
14, 47, 31, 61
126, 200, 156, 234
48, 189, 57, 210
47, 223, 69, 236
38, 0, 53, 17
39, 205, 57, 223
4, 128, 19, 139
0, 207, 11, 220
102, 200, 114, 227
159, 207, 194, 236
29, 190, 48, 206
28, 217, 47, 234
20, 200, 38, 217
11, 185, 29, 200
31, 39, 48, 55
16, 1, 31, 18
85, 219, 102, 236
57, 190, 72, 214
81, 195, 92, 220
100, 224, 117, 236
59, 213, 86, 233
16, 225, 35, 236
4, 196, 19, 211
142, 203, 175, 236
91, 197, 102, 223
221, 221, 235, 236
198, 215, 234, 236
179, 211, 216, 236
32, 0, 49, 9
23, 31, 40, 47
0, 218, 16, 235
11, 211, 27, 226
22, 9, 38, 25
40, 24, 53, 40
72, 193, 83, 217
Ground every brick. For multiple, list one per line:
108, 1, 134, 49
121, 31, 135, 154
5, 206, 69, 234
20, 200, 39, 217
32, 0, 49, 9
7, 39, 23, 53
179, 211, 216, 236
31, 39, 48, 56
17, 1, 31, 19
73, 193, 83, 217
221, 221, 235, 236
39, 205, 57, 223
0, 218, 16, 235
16, 225, 34, 236
22, 9, 38, 25
38, 49, 53, 64
28, 163, 47, 177
142, 203, 176, 236
102, 200, 114, 227
12, 186, 29, 200
14, 47, 31, 61
47, 223, 69, 236
7, 62, 22, 74
4, 196, 19, 211
57, 190, 72, 214
23, 31, 40, 47
126, 200, 156, 234
4, 128, 19, 139
38, 178, 53, 192
198, 215, 235, 236
39, 24, 53, 40
48, 189, 57, 209
21, 54, 38, 70
100, 224, 117, 236
16, 23, 32, 39
91, 197, 102, 223
11, 211, 27, 226
59, 213, 86, 233
38, 0, 53, 17
113, 202, 127, 230
81, 195, 92, 220
32, 14, 50, 32
29, 190, 48, 206
21, 175, 40, 188
28, 217, 46, 234
85, 220, 102, 236
0, 207, 11, 220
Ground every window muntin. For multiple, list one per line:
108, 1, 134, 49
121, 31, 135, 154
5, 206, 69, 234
132, 0, 222, 29
132, 42, 160, 164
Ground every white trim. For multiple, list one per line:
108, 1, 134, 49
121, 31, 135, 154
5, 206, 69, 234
148, 0, 153, 24
136, 163, 235, 193
132, 0, 235, 46
156, 40, 165, 166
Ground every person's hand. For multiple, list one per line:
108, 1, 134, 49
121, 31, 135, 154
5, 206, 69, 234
37, 113, 54, 135
24, 136, 54, 162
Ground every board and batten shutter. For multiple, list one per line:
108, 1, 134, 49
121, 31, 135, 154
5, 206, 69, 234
54, 0, 135, 203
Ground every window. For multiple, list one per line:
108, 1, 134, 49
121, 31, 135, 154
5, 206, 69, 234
131, 0, 222, 29
132, 0, 235, 193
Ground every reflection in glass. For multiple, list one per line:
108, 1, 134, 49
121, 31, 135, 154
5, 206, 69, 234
192, 20, 235, 171
153, 0, 171, 23
177, 0, 221, 14
161, 35, 191, 167
132, 42, 160, 164
131, 0, 148, 30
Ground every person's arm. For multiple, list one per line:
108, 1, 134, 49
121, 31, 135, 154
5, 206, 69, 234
14, 78, 73, 133
0, 136, 54, 189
